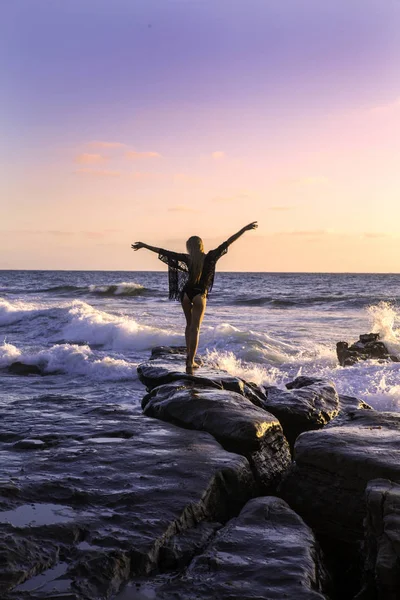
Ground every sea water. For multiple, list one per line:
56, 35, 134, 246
0, 270, 399, 412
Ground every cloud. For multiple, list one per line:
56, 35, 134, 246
211, 151, 225, 160
125, 150, 161, 160
75, 168, 121, 177
86, 141, 127, 149
75, 153, 106, 165
363, 232, 392, 239
167, 205, 199, 213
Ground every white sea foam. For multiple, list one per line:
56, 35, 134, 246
0, 342, 22, 366
88, 282, 145, 296
205, 349, 282, 386
0, 297, 41, 326
0, 341, 138, 381
367, 301, 400, 356
62, 301, 181, 350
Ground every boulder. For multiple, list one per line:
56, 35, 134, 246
0, 395, 255, 599
357, 479, 400, 600
336, 333, 399, 366
123, 497, 329, 600
139, 346, 267, 406
260, 376, 339, 448
8, 362, 42, 376
279, 410, 400, 544
142, 382, 291, 492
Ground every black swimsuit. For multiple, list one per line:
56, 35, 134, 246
157, 241, 229, 301
181, 284, 205, 302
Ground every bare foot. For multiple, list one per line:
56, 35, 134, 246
186, 359, 200, 371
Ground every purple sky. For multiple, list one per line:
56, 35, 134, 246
2, 0, 400, 270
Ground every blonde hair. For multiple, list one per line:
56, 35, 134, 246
186, 236, 205, 284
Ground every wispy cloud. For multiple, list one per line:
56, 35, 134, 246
125, 150, 161, 160
363, 232, 392, 239
211, 151, 225, 160
75, 168, 121, 177
167, 205, 199, 213
75, 153, 106, 165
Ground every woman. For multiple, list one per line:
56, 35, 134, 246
132, 221, 257, 371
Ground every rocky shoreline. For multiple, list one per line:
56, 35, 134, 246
1, 346, 399, 599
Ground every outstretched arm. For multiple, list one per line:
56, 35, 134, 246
225, 221, 258, 247
131, 242, 161, 253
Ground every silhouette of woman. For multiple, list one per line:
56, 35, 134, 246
132, 222, 257, 371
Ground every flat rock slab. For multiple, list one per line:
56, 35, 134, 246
360, 479, 400, 600
261, 377, 339, 448
142, 382, 291, 492
120, 497, 328, 600
280, 410, 400, 543
0, 395, 255, 599
138, 346, 267, 406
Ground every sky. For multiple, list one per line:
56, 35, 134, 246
1, 0, 400, 272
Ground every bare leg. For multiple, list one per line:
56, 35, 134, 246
181, 294, 193, 363
187, 294, 206, 368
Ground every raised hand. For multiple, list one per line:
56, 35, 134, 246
131, 242, 145, 251
244, 221, 258, 231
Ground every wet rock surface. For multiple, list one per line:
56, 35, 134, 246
261, 376, 339, 448
336, 333, 399, 366
0, 394, 255, 599
358, 479, 400, 600
119, 497, 329, 600
7, 362, 43, 376
279, 410, 400, 544
142, 382, 291, 492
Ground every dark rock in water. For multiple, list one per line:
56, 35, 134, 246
279, 410, 400, 545
138, 350, 268, 407
0, 395, 255, 599
336, 333, 399, 366
151, 345, 187, 358
8, 362, 42, 376
136, 497, 329, 600
142, 383, 291, 492
259, 376, 339, 449
357, 479, 400, 600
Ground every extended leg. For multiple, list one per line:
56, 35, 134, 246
187, 295, 206, 368
181, 294, 193, 361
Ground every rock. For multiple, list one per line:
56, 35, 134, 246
139, 346, 268, 407
336, 333, 399, 366
0, 395, 255, 599
260, 377, 339, 448
8, 362, 42, 376
158, 521, 222, 571
129, 497, 329, 600
357, 479, 400, 600
0, 535, 58, 592
279, 410, 400, 545
142, 382, 291, 492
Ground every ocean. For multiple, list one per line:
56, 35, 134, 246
1, 270, 399, 412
